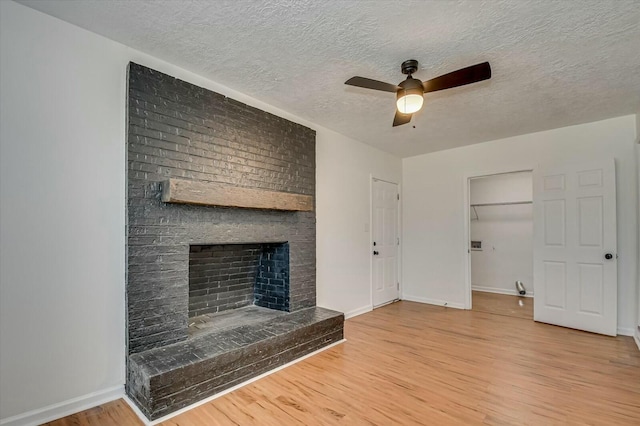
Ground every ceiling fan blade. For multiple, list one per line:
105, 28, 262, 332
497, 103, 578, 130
422, 62, 491, 93
345, 76, 400, 93
393, 111, 412, 127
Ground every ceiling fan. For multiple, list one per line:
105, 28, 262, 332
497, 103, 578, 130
345, 60, 491, 127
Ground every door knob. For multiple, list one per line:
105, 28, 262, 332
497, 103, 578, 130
604, 253, 613, 260
373, 251, 379, 255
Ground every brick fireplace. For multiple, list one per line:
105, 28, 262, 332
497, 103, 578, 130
126, 63, 343, 420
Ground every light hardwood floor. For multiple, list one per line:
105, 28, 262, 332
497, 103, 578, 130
472, 290, 533, 320
45, 301, 640, 425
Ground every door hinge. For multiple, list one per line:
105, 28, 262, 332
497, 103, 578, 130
397, 194, 400, 200
397, 282, 400, 290
397, 237, 400, 245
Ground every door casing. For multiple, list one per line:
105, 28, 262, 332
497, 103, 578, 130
463, 165, 535, 310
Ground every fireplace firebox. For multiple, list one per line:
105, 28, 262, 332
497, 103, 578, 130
189, 242, 290, 318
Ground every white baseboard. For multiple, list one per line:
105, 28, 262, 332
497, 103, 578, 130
125, 339, 347, 425
472, 285, 534, 298
616, 327, 635, 337
634, 332, 640, 351
344, 305, 372, 319
401, 295, 465, 310
0, 385, 123, 426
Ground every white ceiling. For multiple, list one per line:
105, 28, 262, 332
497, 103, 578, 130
19, 0, 640, 157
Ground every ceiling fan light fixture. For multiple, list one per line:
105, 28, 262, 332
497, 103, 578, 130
396, 88, 424, 114
344, 60, 491, 127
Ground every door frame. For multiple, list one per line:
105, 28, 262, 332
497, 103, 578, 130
462, 165, 535, 310
370, 175, 402, 308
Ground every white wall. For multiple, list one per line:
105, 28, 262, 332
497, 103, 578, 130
316, 130, 402, 318
636, 115, 640, 345
470, 173, 533, 296
0, 1, 402, 421
0, 2, 127, 420
403, 115, 638, 333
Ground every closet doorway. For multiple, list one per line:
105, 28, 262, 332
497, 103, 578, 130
467, 171, 533, 320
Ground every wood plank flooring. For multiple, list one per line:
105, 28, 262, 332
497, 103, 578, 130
45, 301, 640, 425
472, 291, 533, 320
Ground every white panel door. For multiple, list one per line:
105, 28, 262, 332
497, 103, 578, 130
372, 179, 399, 307
533, 159, 617, 335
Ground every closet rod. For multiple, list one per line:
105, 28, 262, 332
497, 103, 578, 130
470, 201, 532, 207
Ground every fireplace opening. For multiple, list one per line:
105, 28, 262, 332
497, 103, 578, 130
188, 242, 290, 320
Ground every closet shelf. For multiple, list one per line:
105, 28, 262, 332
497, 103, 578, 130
470, 201, 532, 207
470, 200, 532, 221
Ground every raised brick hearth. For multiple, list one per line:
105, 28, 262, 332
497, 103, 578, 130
126, 63, 343, 420
128, 307, 342, 420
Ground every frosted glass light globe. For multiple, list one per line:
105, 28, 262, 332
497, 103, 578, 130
396, 93, 424, 114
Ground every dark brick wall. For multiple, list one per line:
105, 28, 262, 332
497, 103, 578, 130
255, 243, 290, 311
127, 63, 316, 354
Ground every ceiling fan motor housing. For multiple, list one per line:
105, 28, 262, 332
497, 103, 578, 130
397, 77, 424, 99
396, 77, 424, 114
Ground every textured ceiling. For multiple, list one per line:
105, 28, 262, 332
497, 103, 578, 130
19, 0, 640, 157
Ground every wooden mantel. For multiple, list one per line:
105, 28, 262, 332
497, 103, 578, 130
161, 178, 314, 212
